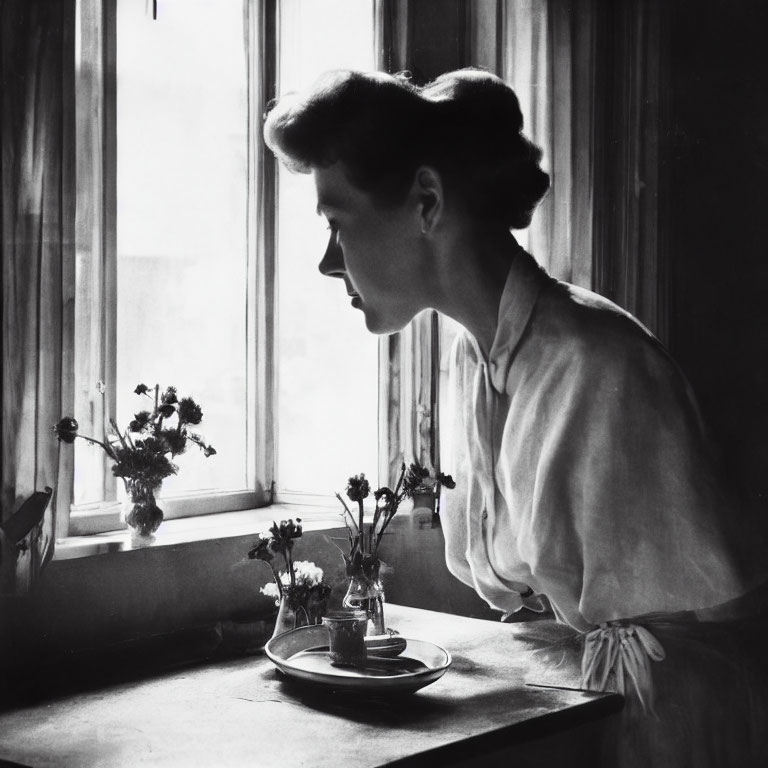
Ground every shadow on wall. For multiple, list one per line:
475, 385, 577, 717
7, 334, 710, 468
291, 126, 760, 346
0, 508, 536, 672
0, 529, 350, 663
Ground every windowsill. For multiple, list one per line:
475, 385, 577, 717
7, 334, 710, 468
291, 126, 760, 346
53, 503, 347, 561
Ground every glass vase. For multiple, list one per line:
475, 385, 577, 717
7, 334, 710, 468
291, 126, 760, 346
122, 478, 163, 545
343, 574, 386, 636
271, 596, 311, 638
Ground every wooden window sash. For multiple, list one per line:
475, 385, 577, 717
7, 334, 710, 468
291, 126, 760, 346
67, 0, 276, 536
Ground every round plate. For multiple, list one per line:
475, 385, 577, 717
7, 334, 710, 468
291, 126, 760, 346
265, 625, 451, 695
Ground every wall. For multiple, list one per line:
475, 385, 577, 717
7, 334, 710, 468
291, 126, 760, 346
665, 0, 768, 508
0, 511, 499, 667
1, 529, 345, 662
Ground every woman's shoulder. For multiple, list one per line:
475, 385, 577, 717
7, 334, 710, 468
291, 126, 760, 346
509, 276, 693, 405
534, 278, 663, 362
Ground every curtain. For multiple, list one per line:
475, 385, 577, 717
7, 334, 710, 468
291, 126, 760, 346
590, 0, 668, 341
471, 0, 667, 336
375, 0, 442, 488
467, 0, 591, 286
1, 0, 76, 594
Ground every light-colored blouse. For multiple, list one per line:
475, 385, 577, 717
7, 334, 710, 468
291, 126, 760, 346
441, 246, 768, 633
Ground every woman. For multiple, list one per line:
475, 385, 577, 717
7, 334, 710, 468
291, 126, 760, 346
265, 69, 768, 766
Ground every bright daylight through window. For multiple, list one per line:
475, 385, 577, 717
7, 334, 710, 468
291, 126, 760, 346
115, 0, 250, 504
72, 0, 379, 527
275, 0, 378, 504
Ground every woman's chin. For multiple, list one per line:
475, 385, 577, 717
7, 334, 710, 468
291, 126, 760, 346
361, 307, 410, 336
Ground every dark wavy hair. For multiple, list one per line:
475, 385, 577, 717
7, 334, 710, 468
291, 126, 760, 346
264, 68, 550, 229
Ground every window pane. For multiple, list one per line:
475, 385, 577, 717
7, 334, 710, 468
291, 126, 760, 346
116, 0, 249, 496
276, 0, 378, 498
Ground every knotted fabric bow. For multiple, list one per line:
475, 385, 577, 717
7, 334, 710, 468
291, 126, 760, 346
581, 622, 666, 714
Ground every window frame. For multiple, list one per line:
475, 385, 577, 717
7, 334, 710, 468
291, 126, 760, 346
67, 0, 444, 538
68, 0, 277, 536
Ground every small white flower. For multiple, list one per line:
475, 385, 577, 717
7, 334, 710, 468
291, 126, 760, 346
259, 561, 325, 606
293, 560, 324, 586
260, 582, 280, 605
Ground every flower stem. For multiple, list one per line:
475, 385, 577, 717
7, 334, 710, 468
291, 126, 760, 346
110, 418, 129, 451
393, 462, 406, 496
358, 499, 364, 553
76, 434, 115, 456
286, 548, 296, 590
335, 493, 359, 536
374, 504, 400, 555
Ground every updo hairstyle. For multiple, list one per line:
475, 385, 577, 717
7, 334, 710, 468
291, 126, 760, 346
264, 68, 549, 229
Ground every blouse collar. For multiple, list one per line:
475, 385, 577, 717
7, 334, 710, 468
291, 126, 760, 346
486, 247, 551, 393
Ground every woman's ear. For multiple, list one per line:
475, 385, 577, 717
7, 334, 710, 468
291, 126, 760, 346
413, 166, 443, 235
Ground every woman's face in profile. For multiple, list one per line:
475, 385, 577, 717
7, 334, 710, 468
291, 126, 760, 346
314, 162, 424, 334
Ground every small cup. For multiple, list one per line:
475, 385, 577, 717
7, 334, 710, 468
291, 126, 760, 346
322, 610, 368, 667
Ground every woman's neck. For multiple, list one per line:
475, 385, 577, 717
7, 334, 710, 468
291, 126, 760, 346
431, 226, 519, 359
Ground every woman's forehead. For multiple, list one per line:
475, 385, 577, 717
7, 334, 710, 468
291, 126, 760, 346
314, 163, 361, 215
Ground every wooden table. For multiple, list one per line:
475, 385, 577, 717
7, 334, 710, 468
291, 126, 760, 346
0, 605, 621, 768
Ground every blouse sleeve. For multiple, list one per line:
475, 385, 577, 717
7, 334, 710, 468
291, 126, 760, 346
512, 323, 768, 628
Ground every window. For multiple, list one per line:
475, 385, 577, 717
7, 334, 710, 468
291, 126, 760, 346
70, 0, 378, 534
115, 0, 251, 499
72, 0, 259, 534
275, 0, 378, 504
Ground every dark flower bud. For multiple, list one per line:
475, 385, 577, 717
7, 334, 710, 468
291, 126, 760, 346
161, 386, 178, 405
374, 487, 395, 506
178, 397, 203, 425
403, 462, 432, 497
134, 384, 151, 396
128, 410, 152, 433
437, 472, 456, 489
160, 429, 187, 456
271, 518, 302, 541
203, 445, 217, 458
159, 404, 176, 418
53, 417, 79, 444
248, 537, 273, 562
346, 474, 370, 502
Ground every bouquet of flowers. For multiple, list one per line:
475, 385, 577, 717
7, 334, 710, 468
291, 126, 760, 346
248, 519, 331, 633
54, 383, 216, 536
335, 462, 455, 583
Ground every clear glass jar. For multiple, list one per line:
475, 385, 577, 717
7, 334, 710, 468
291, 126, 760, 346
122, 477, 163, 543
271, 593, 311, 638
343, 574, 386, 636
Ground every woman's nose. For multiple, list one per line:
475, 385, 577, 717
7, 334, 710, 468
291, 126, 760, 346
318, 231, 344, 277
